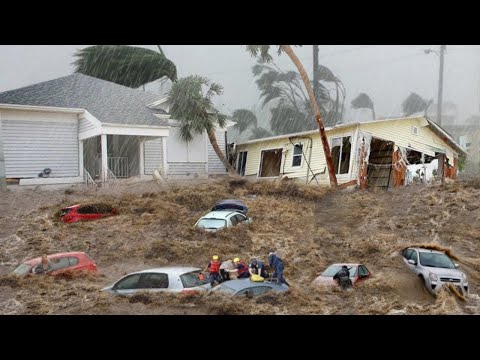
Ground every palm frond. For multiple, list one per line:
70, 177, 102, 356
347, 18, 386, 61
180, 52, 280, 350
73, 45, 177, 87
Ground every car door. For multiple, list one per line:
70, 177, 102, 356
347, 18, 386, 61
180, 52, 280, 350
112, 274, 143, 295
357, 265, 370, 284
229, 214, 239, 228
409, 250, 420, 275
137, 273, 169, 292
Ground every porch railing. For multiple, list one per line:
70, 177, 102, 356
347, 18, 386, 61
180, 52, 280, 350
83, 168, 97, 189
108, 157, 129, 178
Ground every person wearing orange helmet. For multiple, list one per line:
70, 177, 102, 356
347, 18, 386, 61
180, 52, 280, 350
204, 255, 223, 287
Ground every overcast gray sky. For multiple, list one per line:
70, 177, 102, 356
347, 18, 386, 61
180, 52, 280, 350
1, 45, 479, 124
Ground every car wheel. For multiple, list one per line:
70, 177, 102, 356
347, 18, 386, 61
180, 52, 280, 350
418, 275, 429, 294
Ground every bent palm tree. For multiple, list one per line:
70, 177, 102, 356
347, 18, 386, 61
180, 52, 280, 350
73, 45, 177, 88
168, 75, 235, 175
232, 109, 258, 134
402, 92, 428, 116
245, 45, 338, 188
351, 93, 376, 120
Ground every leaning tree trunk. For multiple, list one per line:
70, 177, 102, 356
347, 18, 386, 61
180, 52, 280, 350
281, 45, 338, 188
207, 129, 236, 176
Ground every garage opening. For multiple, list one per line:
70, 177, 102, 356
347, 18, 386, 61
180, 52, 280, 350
367, 138, 395, 188
259, 149, 283, 177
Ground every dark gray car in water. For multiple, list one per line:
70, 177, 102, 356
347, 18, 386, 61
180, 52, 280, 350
211, 278, 289, 297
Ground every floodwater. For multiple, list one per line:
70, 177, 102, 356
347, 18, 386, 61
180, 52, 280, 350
1, 178, 479, 314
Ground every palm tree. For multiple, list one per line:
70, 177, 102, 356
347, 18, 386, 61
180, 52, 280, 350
245, 45, 338, 188
73, 45, 177, 88
351, 93, 376, 120
402, 92, 428, 116
232, 109, 258, 134
167, 75, 235, 175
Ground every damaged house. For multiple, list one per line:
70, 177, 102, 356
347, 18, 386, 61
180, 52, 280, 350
234, 115, 467, 188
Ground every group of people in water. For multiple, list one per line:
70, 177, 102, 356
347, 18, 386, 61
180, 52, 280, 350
204, 252, 289, 287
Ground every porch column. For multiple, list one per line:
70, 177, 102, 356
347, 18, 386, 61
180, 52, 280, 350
101, 134, 108, 182
139, 140, 145, 176
79, 140, 84, 178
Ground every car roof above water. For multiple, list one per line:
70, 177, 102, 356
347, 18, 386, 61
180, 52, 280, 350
130, 267, 201, 276
219, 278, 288, 291
407, 247, 446, 255
201, 211, 240, 220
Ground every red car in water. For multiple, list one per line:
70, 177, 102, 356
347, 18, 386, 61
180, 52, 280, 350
60, 204, 117, 223
12, 252, 98, 276
313, 263, 372, 287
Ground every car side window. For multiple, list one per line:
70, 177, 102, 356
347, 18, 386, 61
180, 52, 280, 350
410, 250, 418, 264
114, 274, 142, 290
359, 266, 369, 276
235, 214, 246, 223
68, 257, 79, 266
403, 249, 413, 260
139, 273, 169, 289
50, 257, 71, 271
236, 289, 250, 297
251, 286, 272, 296
230, 215, 239, 226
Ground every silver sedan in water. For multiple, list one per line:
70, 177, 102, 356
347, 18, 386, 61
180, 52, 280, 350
102, 267, 211, 295
402, 247, 469, 297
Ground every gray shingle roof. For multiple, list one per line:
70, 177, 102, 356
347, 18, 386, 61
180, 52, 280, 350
0, 73, 168, 126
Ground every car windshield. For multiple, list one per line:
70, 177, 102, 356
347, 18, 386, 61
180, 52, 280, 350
180, 271, 209, 288
12, 263, 31, 275
213, 284, 236, 294
197, 218, 226, 229
322, 265, 356, 277
419, 252, 456, 269
60, 208, 71, 216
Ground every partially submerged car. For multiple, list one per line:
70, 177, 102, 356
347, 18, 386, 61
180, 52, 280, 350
211, 278, 289, 297
402, 247, 469, 296
313, 263, 371, 287
12, 252, 98, 276
101, 267, 211, 295
195, 210, 252, 232
60, 203, 117, 223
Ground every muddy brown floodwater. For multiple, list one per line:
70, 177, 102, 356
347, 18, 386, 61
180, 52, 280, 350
1, 178, 480, 314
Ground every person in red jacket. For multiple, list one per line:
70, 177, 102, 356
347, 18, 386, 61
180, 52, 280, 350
228, 258, 250, 279
204, 255, 223, 287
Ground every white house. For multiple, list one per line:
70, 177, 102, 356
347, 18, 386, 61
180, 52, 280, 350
0, 74, 232, 186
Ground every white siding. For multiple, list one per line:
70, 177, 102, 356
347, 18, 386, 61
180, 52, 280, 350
144, 137, 164, 175
208, 130, 227, 175
168, 163, 207, 178
1, 119, 79, 178
79, 117, 96, 133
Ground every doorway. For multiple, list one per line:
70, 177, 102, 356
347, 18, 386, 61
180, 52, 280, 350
367, 138, 394, 188
259, 149, 282, 177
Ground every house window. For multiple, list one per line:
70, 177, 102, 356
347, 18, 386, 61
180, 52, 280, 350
331, 136, 351, 175
466, 143, 472, 148
292, 144, 303, 167
411, 126, 418, 135
237, 151, 248, 176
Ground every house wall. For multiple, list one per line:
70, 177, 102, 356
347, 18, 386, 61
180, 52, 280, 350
166, 127, 207, 179
237, 117, 462, 186
359, 117, 456, 162
0, 110, 79, 178
208, 130, 227, 175
236, 126, 357, 185
144, 137, 164, 175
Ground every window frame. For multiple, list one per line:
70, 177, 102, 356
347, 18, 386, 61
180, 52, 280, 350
291, 143, 303, 168
330, 135, 353, 176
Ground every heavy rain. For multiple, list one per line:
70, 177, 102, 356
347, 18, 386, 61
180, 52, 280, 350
1, 45, 480, 315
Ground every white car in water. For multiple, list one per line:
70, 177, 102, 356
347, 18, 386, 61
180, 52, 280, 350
402, 247, 469, 297
195, 210, 252, 232
101, 267, 211, 295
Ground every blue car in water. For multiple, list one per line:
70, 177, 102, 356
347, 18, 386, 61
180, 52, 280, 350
211, 278, 289, 297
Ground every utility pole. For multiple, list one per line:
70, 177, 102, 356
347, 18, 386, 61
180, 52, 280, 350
437, 45, 446, 126
313, 45, 319, 104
